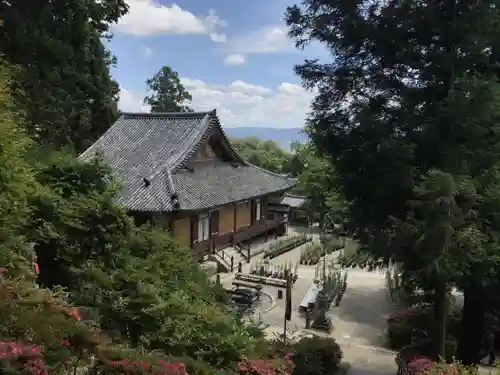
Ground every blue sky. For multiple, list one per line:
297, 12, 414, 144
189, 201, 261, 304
110, 0, 326, 128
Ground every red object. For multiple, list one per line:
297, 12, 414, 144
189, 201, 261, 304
71, 308, 81, 321
33, 263, 40, 275
0, 268, 7, 273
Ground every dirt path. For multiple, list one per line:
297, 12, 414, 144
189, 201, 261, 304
330, 268, 393, 347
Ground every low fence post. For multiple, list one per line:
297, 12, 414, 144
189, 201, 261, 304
231, 256, 234, 272
247, 246, 250, 263
305, 310, 311, 329
238, 262, 242, 273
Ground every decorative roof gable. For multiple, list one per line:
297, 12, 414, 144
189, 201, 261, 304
79, 110, 296, 212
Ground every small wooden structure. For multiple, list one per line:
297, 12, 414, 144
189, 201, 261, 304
232, 280, 263, 291
235, 273, 287, 288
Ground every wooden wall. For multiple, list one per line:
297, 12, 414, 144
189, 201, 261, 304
219, 204, 235, 234
173, 216, 191, 247
235, 201, 251, 229
170, 197, 271, 248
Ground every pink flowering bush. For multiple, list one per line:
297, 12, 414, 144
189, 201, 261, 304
93, 358, 189, 375
236, 352, 294, 375
406, 358, 472, 375
0, 341, 47, 375
407, 357, 435, 375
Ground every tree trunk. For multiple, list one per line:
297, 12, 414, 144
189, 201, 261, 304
456, 285, 487, 365
433, 277, 448, 359
319, 210, 325, 230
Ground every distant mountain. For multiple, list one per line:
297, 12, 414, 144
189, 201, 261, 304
223, 127, 308, 150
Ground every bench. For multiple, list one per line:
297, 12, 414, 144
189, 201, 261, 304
228, 288, 261, 303
235, 273, 287, 288
299, 282, 323, 313
232, 280, 263, 291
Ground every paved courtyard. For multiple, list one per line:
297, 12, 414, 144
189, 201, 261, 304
219, 230, 398, 374
218, 228, 500, 375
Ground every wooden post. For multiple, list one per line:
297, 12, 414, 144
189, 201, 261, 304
231, 256, 234, 272
247, 246, 250, 263
283, 272, 292, 346
238, 262, 242, 273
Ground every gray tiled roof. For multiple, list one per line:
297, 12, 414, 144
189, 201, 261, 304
79, 111, 296, 212
281, 194, 309, 208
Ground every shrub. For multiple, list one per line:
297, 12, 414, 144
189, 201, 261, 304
265, 235, 310, 259
387, 316, 414, 350
291, 336, 342, 375
407, 357, 434, 375
237, 353, 293, 375
399, 340, 458, 365
387, 305, 462, 351
406, 359, 475, 375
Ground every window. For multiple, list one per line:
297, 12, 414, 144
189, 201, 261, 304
255, 199, 261, 221
198, 213, 210, 241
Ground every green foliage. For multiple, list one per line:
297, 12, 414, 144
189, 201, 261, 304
231, 137, 293, 175
286, 0, 500, 362
0, 0, 126, 151
28, 154, 132, 290
291, 143, 344, 228
0, 61, 40, 279
264, 234, 310, 259
0, 9, 283, 375
291, 336, 342, 375
145, 66, 193, 112
84, 226, 253, 366
387, 304, 462, 355
299, 240, 342, 265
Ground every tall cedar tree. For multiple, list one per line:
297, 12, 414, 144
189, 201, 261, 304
0, 0, 127, 152
0, 60, 40, 279
144, 65, 193, 112
286, 0, 500, 362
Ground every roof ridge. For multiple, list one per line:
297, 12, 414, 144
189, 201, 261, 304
285, 193, 307, 198
145, 114, 212, 180
246, 162, 297, 181
211, 116, 246, 165
121, 110, 215, 119
215, 121, 296, 181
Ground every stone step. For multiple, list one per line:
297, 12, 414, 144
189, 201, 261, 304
212, 246, 246, 272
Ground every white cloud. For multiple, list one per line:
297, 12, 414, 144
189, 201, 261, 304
210, 33, 227, 43
224, 54, 245, 66
229, 81, 272, 96
115, 1, 226, 40
227, 25, 293, 55
179, 78, 314, 128
186, 78, 313, 128
141, 46, 153, 58
119, 78, 314, 128
119, 88, 149, 113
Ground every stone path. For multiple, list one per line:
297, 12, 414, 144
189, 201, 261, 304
216, 229, 398, 374
258, 235, 398, 375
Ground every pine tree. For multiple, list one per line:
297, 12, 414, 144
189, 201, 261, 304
0, 0, 127, 151
144, 65, 193, 112
286, 0, 500, 361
